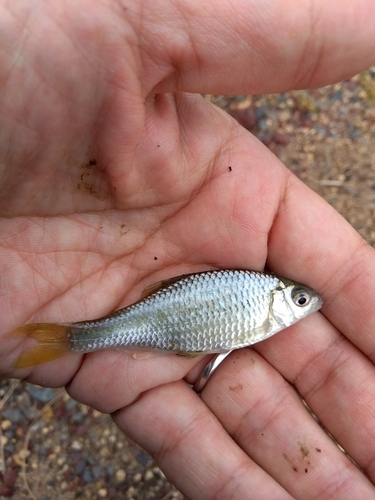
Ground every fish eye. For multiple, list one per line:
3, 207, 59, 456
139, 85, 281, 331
292, 288, 311, 307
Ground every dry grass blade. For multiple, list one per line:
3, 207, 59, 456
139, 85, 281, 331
0, 379, 21, 411
159, 491, 174, 500
21, 390, 65, 500
319, 179, 345, 187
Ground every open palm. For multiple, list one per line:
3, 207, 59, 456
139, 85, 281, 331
2, 1, 375, 498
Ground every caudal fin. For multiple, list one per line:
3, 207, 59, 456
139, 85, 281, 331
7, 323, 72, 368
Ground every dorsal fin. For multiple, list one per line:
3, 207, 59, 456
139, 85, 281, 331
140, 273, 196, 300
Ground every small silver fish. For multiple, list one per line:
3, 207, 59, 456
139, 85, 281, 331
10, 270, 322, 368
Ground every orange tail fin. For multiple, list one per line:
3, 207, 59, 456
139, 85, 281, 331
7, 323, 72, 368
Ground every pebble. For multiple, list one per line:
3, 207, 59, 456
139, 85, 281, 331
108, 434, 117, 444
100, 446, 111, 458
42, 405, 54, 420
75, 458, 88, 475
258, 118, 268, 131
98, 488, 108, 498
278, 109, 292, 122
65, 398, 78, 411
27, 384, 56, 402
82, 470, 94, 483
1, 420, 12, 431
0, 486, 13, 497
255, 105, 267, 119
126, 486, 136, 498
144, 469, 154, 481
273, 132, 291, 145
60, 432, 69, 442
1, 408, 24, 423
3, 468, 17, 488
133, 472, 142, 483
71, 440, 83, 450
121, 451, 132, 464
15, 426, 25, 438
115, 469, 127, 482
92, 465, 104, 478
71, 412, 85, 423
136, 449, 152, 465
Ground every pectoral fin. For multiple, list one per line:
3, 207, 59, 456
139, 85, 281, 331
174, 351, 205, 358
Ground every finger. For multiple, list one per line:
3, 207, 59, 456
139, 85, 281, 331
201, 347, 375, 499
113, 380, 293, 500
137, 0, 375, 94
66, 350, 204, 413
267, 173, 375, 360
0, 345, 82, 386
255, 311, 375, 482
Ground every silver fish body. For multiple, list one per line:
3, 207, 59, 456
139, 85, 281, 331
67, 270, 322, 355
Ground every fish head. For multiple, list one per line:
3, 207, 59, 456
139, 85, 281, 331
270, 278, 323, 329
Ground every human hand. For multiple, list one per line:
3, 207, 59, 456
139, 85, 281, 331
1, 0, 375, 498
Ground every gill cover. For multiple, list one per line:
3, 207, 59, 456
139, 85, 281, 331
270, 279, 321, 329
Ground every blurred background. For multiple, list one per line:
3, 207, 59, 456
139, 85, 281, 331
1, 67, 375, 500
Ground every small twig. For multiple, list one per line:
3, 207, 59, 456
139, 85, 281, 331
21, 391, 65, 500
319, 179, 345, 187
319, 179, 358, 195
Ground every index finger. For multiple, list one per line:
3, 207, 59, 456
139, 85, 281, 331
138, 0, 375, 94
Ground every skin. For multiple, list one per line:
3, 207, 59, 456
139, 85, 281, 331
1, 0, 375, 497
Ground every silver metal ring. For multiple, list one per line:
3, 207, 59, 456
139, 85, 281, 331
193, 351, 232, 393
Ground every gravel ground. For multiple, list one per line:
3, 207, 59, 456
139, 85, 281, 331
1, 67, 374, 499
